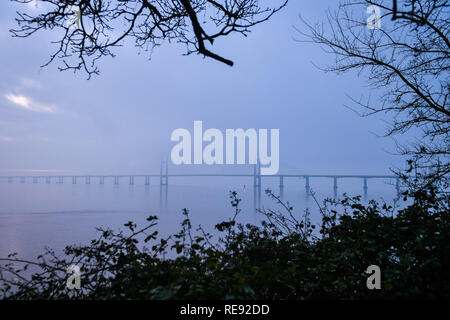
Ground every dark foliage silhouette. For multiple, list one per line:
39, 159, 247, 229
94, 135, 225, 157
1, 188, 449, 299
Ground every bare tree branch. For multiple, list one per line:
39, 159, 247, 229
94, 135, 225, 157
297, 0, 449, 190
11, 0, 288, 77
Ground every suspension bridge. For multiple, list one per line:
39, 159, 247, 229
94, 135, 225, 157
0, 162, 401, 205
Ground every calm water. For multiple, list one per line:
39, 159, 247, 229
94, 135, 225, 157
0, 177, 400, 260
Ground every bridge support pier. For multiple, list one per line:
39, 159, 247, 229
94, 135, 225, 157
253, 164, 261, 188
363, 178, 368, 200
305, 176, 310, 198
72, 177, 77, 184
129, 176, 134, 185
100, 177, 104, 185
253, 164, 261, 210
279, 176, 284, 200
333, 177, 338, 199
145, 176, 150, 186
85, 176, 90, 184
396, 178, 400, 198
114, 176, 119, 185
58, 177, 63, 184
159, 184, 168, 211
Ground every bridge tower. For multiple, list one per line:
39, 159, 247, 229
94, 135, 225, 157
159, 159, 169, 211
160, 159, 168, 186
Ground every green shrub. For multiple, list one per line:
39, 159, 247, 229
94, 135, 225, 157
1, 187, 449, 299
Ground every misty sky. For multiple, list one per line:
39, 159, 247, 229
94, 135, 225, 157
0, 0, 413, 177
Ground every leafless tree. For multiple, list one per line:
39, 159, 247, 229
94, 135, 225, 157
298, 0, 449, 190
11, 0, 287, 77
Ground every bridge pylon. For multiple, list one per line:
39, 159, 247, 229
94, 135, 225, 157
160, 159, 169, 186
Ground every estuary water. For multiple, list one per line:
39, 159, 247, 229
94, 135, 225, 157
0, 177, 401, 261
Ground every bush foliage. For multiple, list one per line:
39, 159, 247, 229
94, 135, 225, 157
1, 187, 449, 299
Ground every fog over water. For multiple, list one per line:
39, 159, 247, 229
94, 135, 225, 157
0, 176, 401, 260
